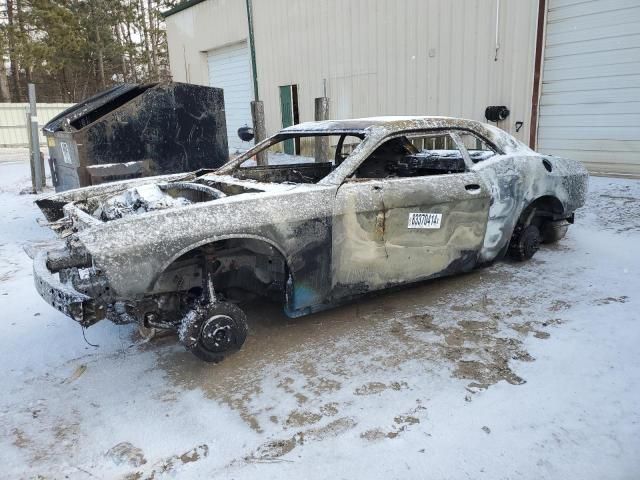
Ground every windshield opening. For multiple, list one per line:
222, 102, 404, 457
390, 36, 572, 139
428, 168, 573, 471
221, 133, 365, 184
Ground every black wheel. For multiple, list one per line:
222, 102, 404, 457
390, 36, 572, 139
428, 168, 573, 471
509, 224, 541, 261
179, 301, 248, 363
540, 221, 568, 244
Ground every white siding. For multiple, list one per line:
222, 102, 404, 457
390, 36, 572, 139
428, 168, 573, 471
538, 0, 640, 175
207, 42, 254, 152
166, 0, 539, 145
165, 0, 249, 87
252, 0, 538, 144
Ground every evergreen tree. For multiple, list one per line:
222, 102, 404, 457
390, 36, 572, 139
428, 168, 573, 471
0, 0, 179, 102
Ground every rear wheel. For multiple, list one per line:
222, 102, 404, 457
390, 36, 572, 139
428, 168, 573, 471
540, 220, 569, 244
179, 301, 248, 363
509, 224, 541, 261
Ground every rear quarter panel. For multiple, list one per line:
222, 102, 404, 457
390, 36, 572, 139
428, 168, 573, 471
474, 153, 588, 262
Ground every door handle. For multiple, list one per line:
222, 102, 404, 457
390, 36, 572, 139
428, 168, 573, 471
465, 184, 481, 192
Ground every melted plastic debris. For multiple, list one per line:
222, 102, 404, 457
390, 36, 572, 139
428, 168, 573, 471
94, 184, 191, 221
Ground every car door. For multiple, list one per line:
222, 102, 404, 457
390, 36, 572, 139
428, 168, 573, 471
331, 131, 491, 297
331, 178, 389, 296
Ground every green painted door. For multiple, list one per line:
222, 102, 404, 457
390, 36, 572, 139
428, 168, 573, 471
279, 85, 294, 154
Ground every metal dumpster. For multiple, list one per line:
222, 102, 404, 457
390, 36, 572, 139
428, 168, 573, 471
43, 82, 228, 192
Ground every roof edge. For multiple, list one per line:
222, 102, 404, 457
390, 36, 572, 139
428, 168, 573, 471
162, 0, 207, 18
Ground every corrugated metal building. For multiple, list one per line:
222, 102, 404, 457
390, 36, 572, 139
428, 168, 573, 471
165, 0, 640, 175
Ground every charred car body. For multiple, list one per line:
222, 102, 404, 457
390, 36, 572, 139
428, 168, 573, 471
33, 117, 588, 362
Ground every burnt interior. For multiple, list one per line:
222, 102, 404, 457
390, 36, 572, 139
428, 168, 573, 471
354, 136, 469, 179
229, 132, 493, 184
232, 163, 333, 184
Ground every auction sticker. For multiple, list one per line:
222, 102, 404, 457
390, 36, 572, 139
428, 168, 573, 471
408, 212, 442, 229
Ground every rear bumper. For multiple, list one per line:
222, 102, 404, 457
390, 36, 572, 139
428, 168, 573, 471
33, 250, 97, 326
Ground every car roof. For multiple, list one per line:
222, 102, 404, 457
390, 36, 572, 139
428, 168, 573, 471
282, 116, 467, 133
281, 116, 530, 154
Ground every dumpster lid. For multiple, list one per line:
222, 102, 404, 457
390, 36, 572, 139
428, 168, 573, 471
43, 83, 154, 133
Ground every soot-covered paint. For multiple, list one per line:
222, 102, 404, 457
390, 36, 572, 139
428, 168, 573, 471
32, 116, 588, 333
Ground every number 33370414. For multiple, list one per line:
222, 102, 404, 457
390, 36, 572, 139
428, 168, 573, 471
408, 212, 442, 229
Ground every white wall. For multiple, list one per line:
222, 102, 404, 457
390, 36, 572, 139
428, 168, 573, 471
166, 0, 539, 143
165, 0, 249, 87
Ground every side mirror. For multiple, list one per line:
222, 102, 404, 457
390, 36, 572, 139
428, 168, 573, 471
237, 125, 254, 141
484, 106, 510, 122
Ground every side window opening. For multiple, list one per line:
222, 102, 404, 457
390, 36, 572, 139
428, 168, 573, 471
455, 131, 497, 163
352, 132, 467, 180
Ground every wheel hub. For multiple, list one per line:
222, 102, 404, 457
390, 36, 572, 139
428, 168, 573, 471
200, 314, 234, 352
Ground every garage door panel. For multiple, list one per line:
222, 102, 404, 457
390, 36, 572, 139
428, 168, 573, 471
543, 48, 640, 71
208, 42, 253, 153
539, 113, 640, 128
547, 19, 639, 46
547, 5, 640, 34
538, 126, 639, 141
542, 62, 640, 82
540, 88, 640, 105
548, 0, 639, 22
538, 138, 640, 153
545, 33, 640, 58
540, 102, 640, 116
542, 74, 640, 93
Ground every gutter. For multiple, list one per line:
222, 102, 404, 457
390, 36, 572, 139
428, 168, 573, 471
161, 0, 207, 18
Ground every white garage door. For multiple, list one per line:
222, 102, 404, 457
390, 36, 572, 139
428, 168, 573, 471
208, 42, 253, 153
538, 0, 640, 175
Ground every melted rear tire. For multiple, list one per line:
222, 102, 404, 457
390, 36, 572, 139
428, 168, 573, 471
541, 221, 569, 244
509, 224, 541, 261
181, 301, 248, 363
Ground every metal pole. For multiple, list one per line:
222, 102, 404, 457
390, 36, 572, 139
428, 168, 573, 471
251, 100, 267, 166
245, 0, 259, 101
26, 110, 36, 192
314, 97, 330, 163
28, 83, 44, 192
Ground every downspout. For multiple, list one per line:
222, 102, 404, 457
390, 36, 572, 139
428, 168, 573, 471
245, 0, 259, 101
494, 0, 500, 61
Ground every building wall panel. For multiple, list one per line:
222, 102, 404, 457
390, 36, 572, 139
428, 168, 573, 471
165, 0, 249, 86
250, 0, 538, 143
166, 0, 538, 145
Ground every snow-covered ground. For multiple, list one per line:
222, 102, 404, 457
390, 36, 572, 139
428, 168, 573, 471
0, 154, 639, 479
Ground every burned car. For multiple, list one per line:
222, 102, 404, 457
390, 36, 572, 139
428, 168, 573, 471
33, 117, 588, 362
